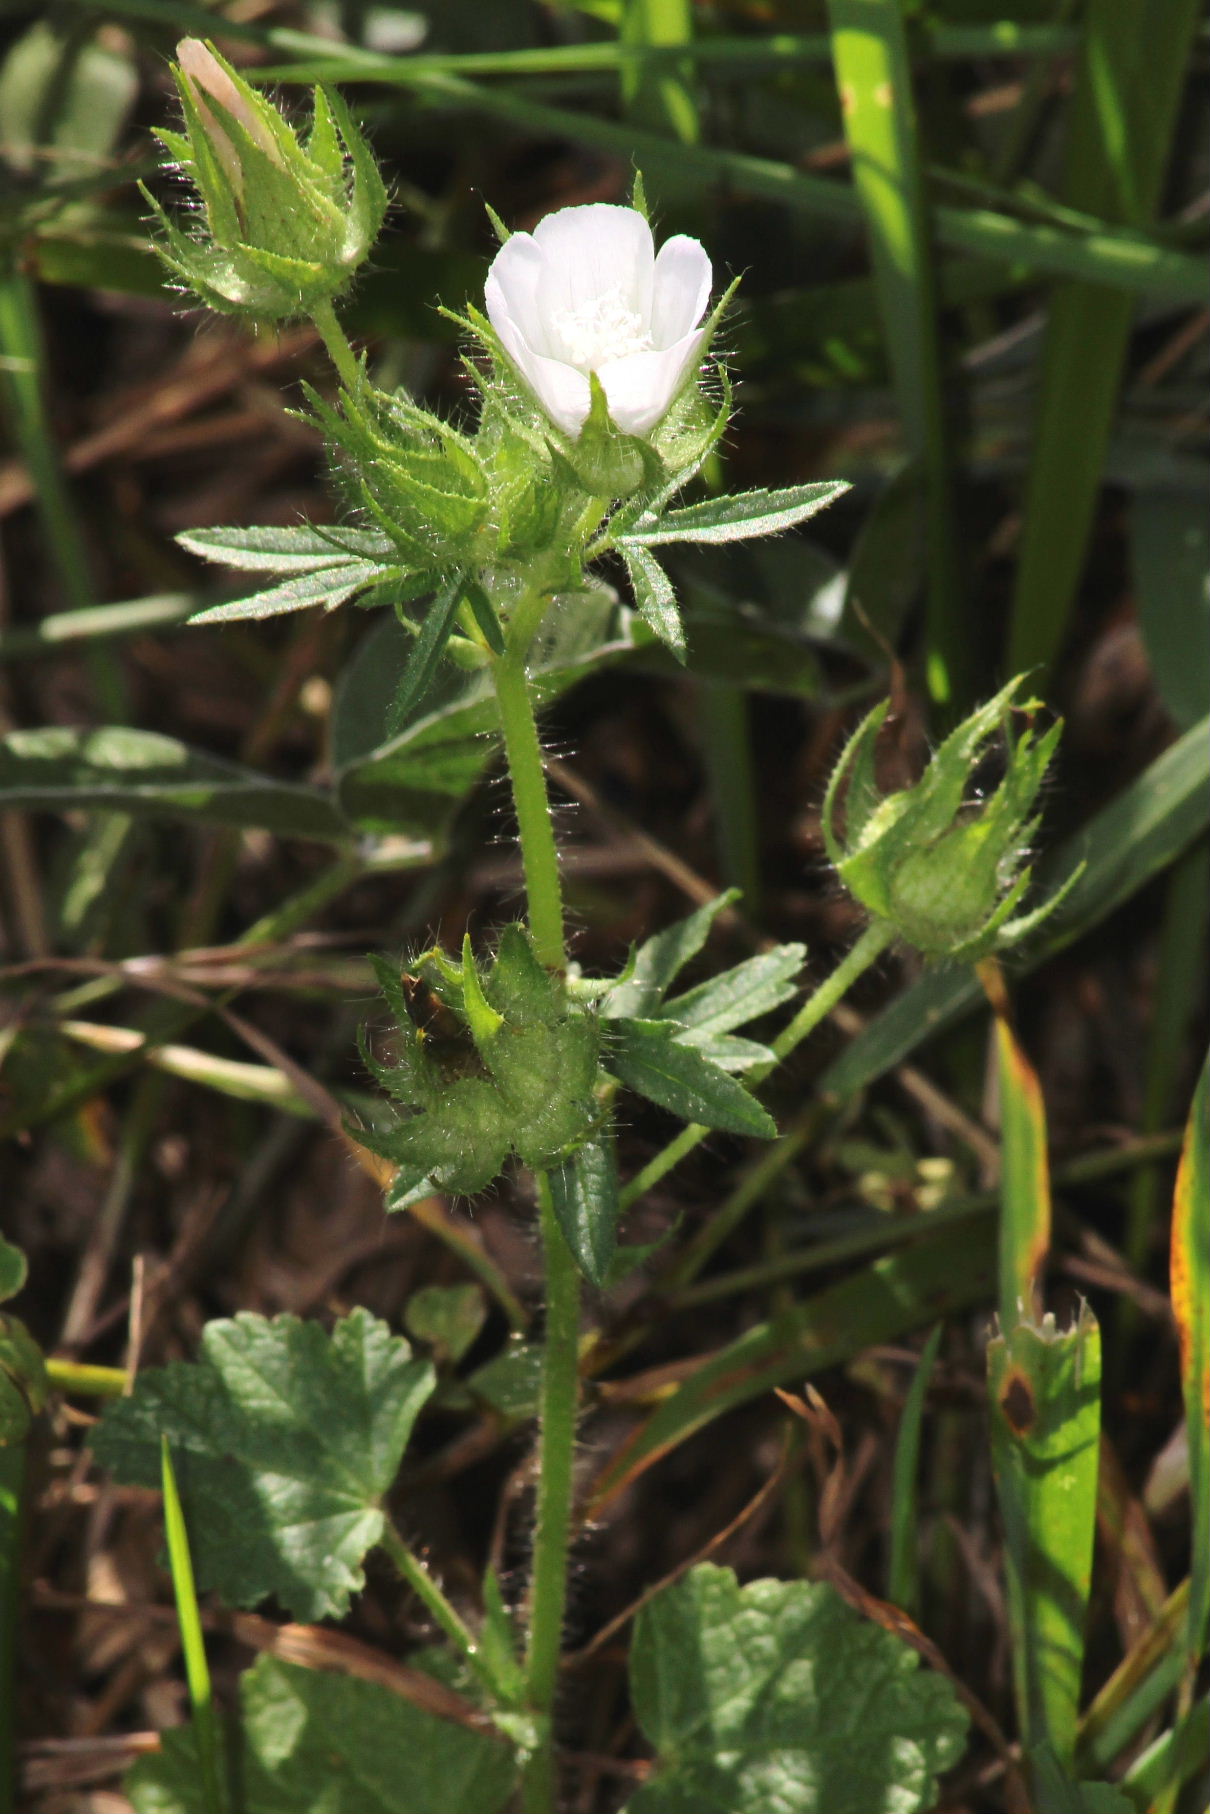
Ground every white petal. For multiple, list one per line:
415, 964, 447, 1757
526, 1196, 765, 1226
532, 203, 655, 333
597, 326, 708, 436
484, 232, 550, 355
494, 318, 593, 435
650, 235, 712, 347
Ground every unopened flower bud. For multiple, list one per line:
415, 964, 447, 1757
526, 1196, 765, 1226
824, 678, 1073, 962
145, 39, 387, 321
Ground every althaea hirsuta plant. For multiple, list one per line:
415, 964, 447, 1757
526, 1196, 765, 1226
73, 37, 1099, 1814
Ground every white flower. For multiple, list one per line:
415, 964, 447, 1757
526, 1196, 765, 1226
484, 203, 713, 440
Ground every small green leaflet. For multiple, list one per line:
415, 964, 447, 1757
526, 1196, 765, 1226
91, 1309, 434, 1621
622, 543, 686, 661
660, 945, 805, 1035
188, 559, 396, 625
603, 891, 739, 1021
386, 575, 466, 734
620, 480, 850, 548
125, 1654, 517, 1814
177, 523, 395, 571
608, 1019, 776, 1138
548, 1137, 620, 1287
624, 1564, 968, 1814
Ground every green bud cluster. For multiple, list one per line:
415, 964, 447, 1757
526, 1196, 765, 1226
357, 927, 602, 1196
824, 677, 1072, 962
146, 40, 386, 320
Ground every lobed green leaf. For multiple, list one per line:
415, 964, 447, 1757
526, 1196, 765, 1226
91, 1310, 435, 1621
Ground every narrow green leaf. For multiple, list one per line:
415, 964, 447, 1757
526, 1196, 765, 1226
624, 1564, 967, 1814
1171, 1045, 1210, 1669
986, 977, 1053, 1325
887, 1323, 942, 1618
124, 1654, 517, 1814
622, 481, 849, 547
387, 576, 471, 735
547, 1138, 620, 1288
160, 1441, 224, 1814
621, 543, 685, 660
177, 522, 393, 572
988, 1306, 1102, 1768
604, 890, 739, 1020
608, 1018, 777, 1139
674, 1030, 772, 1072
461, 576, 506, 655
0, 726, 346, 842
1007, 0, 1203, 675
188, 558, 389, 624
660, 944, 806, 1035
826, 0, 963, 707
92, 1310, 435, 1621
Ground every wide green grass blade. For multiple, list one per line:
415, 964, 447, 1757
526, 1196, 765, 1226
887, 1322, 942, 1617
821, 716, 1210, 1098
1171, 1046, 1210, 1672
1007, 0, 1203, 677
160, 1438, 226, 1814
988, 1306, 1101, 1770
0, 593, 195, 659
621, 0, 697, 143
982, 965, 1052, 1325
826, 0, 965, 710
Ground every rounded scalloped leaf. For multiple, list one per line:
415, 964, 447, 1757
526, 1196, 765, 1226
625, 1565, 968, 1814
90, 1309, 434, 1621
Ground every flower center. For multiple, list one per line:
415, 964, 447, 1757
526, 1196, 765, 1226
550, 286, 653, 369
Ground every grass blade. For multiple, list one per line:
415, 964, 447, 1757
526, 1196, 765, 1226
1007, 0, 1203, 676
981, 963, 1052, 1325
160, 1437, 226, 1814
1171, 1045, 1210, 1672
887, 1322, 942, 1617
988, 1306, 1101, 1770
826, 0, 965, 709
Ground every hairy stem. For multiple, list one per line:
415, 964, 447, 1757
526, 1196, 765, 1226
380, 1522, 500, 1698
310, 296, 364, 396
491, 592, 565, 970
490, 590, 579, 1811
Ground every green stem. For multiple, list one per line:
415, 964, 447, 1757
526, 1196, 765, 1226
487, 591, 579, 1809
380, 1522, 499, 1697
310, 295, 364, 396
620, 920, 895, 1208
521, 1178, 581, 1814
491, 592, 565, 969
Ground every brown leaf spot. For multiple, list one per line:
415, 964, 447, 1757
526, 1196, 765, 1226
1000, 1372, 1035, 1435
